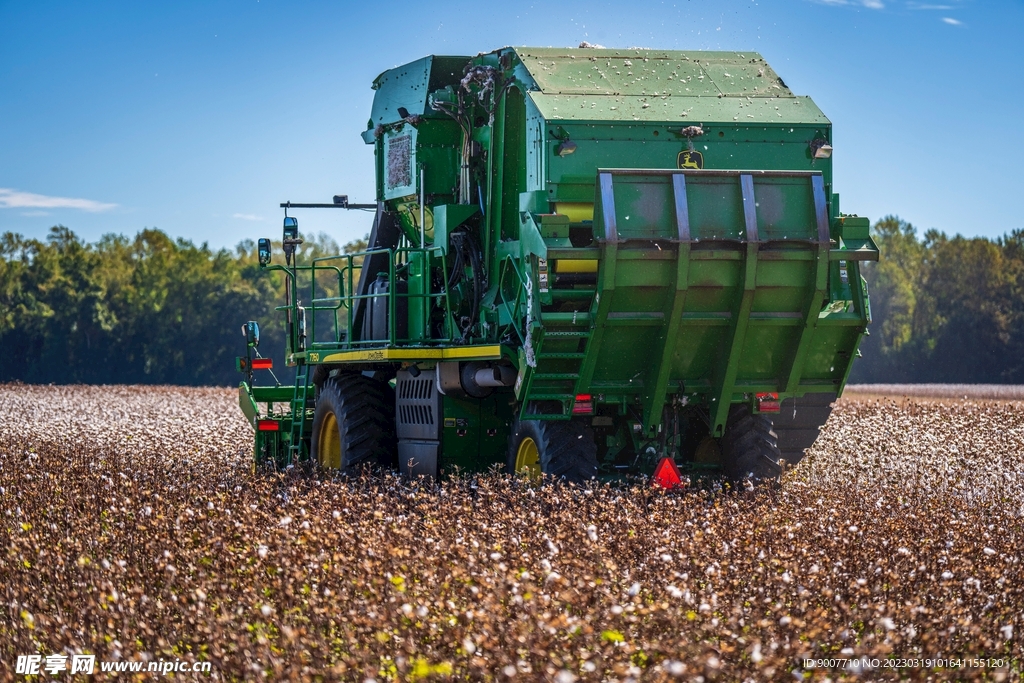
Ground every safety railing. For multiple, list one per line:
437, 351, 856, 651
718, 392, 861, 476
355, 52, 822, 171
304, 245, 457, 349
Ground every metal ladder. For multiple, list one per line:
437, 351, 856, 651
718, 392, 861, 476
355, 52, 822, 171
288, 364, 311, 464
521, 289, 597, 419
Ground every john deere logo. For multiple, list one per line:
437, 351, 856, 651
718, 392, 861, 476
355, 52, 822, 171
677, 150, 704, 170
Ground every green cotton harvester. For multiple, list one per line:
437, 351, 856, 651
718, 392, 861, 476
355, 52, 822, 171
236, 46, 877, 484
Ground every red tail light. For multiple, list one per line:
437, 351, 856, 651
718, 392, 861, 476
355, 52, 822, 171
251, 358, 273, 370
756, 392, 780, 413
257, 419, 279, 431
572, 394, 593, 415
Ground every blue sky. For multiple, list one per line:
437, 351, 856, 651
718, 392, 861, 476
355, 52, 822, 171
1, 0, 1020, 249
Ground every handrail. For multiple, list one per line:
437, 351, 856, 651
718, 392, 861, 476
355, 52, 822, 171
303, 245, 457, 350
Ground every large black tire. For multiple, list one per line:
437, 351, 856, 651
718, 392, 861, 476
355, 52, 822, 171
507, 417, 598, 483
720, 404, 782, 481
771, 393, 836, 465
310, 373, 396, 472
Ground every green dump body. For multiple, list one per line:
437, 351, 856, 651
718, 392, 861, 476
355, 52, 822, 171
240, 46, 876, 475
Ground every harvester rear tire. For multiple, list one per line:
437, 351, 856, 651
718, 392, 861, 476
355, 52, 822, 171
770, 393, 836, 465
310, 373, 397, 473
508, 417, 598, 483
720, 404, 782, 481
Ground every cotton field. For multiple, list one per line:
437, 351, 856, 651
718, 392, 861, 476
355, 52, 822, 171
0, 384, 1020, 681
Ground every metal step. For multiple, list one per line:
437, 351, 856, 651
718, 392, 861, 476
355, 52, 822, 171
533, 372, 581, 380
526, 392, 575, 401
537, 352, 587, 360
550, 289, 595, 300
540, 312, 591, 325
543, 330, 591, 339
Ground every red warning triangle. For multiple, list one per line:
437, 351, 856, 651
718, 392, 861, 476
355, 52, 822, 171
652, 457, 684, 489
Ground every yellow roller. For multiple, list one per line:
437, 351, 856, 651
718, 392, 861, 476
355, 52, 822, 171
555, 260, 599, 273
553, 202, 594, 223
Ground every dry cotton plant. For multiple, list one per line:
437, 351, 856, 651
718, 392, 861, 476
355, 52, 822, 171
0, 384, 1021, 682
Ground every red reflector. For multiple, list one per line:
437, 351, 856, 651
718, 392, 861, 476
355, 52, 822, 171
572, 394, 593, 415
756, 392, 781, 413
652, 457, 684, 489
251, 358, 273, 370
257, 420, 279, 431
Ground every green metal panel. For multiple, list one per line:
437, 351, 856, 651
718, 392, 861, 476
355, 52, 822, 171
513, 48, 794, 98
442, 393, 514, 471
582, 168, 848, 434
367, 55, 469, 131
528, 93, 827, 125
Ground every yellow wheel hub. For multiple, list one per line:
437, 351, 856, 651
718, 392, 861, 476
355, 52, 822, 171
514, 436, 542, 480
318, 411, 342, 469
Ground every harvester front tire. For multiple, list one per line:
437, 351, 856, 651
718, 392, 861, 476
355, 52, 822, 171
311, 373, 396, 473
720, 404, 782, 481
771, 393, 836, 465
508, 418, 598, 483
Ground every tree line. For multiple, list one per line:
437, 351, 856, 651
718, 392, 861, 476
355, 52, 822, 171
0, 226, 361, 385
1, 218, 1021, 385
853, 216, 1024, 383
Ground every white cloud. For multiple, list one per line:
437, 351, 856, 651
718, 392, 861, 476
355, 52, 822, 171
232, 213, 264, 221
810, 0, 885, 8
0, 188, 116, 212
942, 16, 962, 24
20, 210, 50, 217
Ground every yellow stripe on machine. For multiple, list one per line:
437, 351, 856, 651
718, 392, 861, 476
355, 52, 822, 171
320, 345, 502, 363
555, 259, 599, 273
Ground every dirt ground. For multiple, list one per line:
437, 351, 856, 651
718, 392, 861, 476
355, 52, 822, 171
0, 385, 1020, 681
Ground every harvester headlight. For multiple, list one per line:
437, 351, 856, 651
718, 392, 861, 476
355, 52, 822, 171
810, 139, 833, 159
242, 321, 260, 347
556, 140, 577, 157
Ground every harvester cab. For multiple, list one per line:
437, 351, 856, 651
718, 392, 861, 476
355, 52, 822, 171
237, 46, 877, 483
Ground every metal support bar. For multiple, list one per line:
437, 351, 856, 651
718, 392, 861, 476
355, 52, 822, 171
711, 173, 760, 436
280, 202, 376, 209
784, 174, 831, 394
642, 173, 692, 430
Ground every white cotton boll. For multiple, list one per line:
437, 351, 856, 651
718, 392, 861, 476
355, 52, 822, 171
587, 525, 598, 542
261, 604, 272, 617
257, 545, 268, 559
279, 516, 292, 527
628, 582, 641, 597
983, 547, 996, 556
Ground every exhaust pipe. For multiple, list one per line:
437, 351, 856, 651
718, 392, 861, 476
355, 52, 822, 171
473, 365, 516, 388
